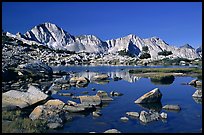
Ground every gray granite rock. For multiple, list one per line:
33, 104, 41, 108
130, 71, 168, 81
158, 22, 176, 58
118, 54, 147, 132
135, 88, 162, 104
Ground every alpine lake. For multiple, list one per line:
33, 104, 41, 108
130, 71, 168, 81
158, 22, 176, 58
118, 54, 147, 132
45, 65, 202, 133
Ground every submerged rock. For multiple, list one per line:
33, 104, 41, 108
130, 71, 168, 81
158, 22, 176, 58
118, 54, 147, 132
162, 104, 181, 111
134, 88, 162, 104
58, 92, 73, 96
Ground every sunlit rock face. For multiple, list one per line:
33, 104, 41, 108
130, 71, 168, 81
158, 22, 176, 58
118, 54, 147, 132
6, 22, 201, 60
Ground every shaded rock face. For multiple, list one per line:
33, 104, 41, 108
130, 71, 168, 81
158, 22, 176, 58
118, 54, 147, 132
162, 105, 181, 111
2, 85, 48, 110
2, 68, 19, 82
192, 89, 202, 98
134, 88, 162, 104
17, 60, 53, 79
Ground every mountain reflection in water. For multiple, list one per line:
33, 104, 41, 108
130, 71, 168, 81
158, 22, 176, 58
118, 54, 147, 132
72, 71, 141, 83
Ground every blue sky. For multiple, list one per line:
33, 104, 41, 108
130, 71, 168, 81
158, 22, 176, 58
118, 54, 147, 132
2, 2, 202, 48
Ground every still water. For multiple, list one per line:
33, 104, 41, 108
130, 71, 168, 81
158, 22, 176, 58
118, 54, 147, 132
49, 65, 202, 133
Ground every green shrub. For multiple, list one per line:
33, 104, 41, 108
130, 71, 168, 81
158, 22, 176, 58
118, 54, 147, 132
158, 50, 173, 57
139, 53, 151, 59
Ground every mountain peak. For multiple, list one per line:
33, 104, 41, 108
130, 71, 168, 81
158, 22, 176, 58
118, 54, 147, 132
180, 44, 194, 49
126, 34, 137, 38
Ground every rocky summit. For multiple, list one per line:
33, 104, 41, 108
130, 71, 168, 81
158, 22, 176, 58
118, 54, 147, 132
5, 22, 201, 60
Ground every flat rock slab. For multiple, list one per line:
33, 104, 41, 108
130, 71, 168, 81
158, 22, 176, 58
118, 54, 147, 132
79, 95, 101, 106
2, 85, 48, 110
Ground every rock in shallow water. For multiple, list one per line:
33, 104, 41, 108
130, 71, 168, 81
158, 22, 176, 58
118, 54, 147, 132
69, 77, 89, 87
126, 112, 139, 118
110, 91, 123, 97
96, 90, 113, 101
162, 104, 181, 111
91, 74, 109, 81
192, 89, 202, 98
79, 95, 102, 106
188, 79, 202, 87
134, 88, 162, 104
160, 112, 168, 119
104, 129, 121, 133
139, 110, 160, 123
120, 116, 129, 122
93, 111, 102, 117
